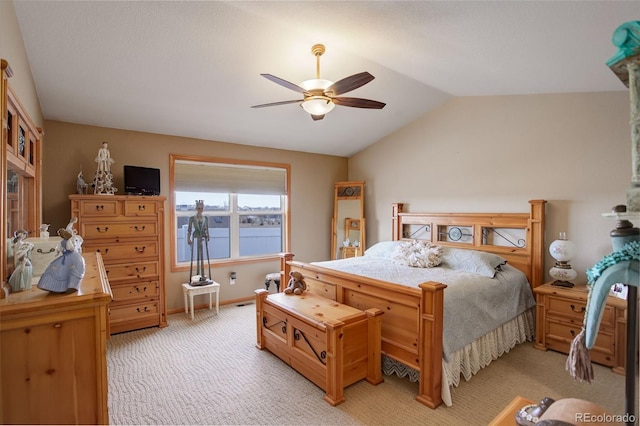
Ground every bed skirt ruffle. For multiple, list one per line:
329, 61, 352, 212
381, 307, 536, 406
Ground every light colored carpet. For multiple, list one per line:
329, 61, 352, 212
107, 303, 627, 425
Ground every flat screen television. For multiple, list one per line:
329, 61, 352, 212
124, 165, 160, 195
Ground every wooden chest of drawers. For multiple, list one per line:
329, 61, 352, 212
70, 194, 167, 334
255, 290, 383, 406
534, 282, 627, 374
0, 253, 111, 424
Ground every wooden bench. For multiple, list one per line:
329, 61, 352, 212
255, 289, 383, 406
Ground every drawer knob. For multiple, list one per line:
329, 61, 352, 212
134, 225, 146, 231
96, 226, 109, 233
135, 246, 147, 253
135, 286, 147, 293
570, 329, 576, 337
97, 248, 109, 254
138, 205, 146, 211
136, 306, 150, 313
95, 205, 104, 211
570, 304, 585, 314
135, 266, 147, 273
36, 247, 55, 254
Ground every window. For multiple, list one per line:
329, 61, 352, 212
170, 155, 290, 269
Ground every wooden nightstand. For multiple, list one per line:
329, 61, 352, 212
534, 282, 627, 374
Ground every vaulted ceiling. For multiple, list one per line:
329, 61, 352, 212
13, 1, 636, 156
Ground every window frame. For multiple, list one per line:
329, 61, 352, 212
169, 154, 291, 272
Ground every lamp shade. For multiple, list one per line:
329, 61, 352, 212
301, 97, 335, 115
549, 232, 577, 286
549, 232, 577, 262
300, 79, 336, 116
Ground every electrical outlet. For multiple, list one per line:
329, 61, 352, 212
230, 271, 236, 285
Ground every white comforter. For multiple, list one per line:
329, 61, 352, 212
310, 256, 535, 361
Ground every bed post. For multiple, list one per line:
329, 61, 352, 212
528, 200, 547, 288
280, 252, 294, 291
255, 289, 268, 349
416, 281, 447, 409
392, 203, 405, 241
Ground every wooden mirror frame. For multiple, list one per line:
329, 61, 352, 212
331, 181, 365, 260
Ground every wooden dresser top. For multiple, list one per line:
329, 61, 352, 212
0, 252, 112, 316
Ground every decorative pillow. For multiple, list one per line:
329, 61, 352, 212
364, 241, 404, 259
440, 247, 506, 278
392, 240, 443, 268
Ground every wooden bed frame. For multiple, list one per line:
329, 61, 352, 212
280, 200, 546, 408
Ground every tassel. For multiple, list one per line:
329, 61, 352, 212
565, 328, 594, 383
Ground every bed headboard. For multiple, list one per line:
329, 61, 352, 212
391, 200, 547, 288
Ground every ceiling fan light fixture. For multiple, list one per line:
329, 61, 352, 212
300, 78, 334, 91
253, 43, 384, 118
301, 96, 335, 115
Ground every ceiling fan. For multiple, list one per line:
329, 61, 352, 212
251, 44, 385, 121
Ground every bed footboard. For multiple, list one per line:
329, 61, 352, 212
283, 257, 446, 408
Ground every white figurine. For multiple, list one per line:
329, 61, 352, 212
92, 141, 117, 195
76, 170, 88, 194
8, 230, 34, 292
38, 217, 85, 293
39, 223, 50, 238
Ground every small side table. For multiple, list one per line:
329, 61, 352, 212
182, 281, 220, 320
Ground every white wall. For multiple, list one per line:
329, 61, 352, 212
349, 92, 631, 284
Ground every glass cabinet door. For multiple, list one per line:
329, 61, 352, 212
2, 77, 41, 290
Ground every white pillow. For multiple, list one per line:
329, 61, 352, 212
440, 247, 506, 278
392, 240, 443, 268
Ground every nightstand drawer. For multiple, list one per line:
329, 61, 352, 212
547, 297, 614, 328
546, 319, 615, 368
547, 296, 585, 320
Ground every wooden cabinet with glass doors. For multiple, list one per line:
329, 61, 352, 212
1, 59, 43, 296
331, 181, 365, 260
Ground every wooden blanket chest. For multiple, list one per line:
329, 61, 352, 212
255, 290, 383, 406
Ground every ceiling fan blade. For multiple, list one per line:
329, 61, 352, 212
325, 72, 375, 96
311, 114, 325, 121
333, 97, 386, 109
260, 74, 307, 94
251, 99, 302, 108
